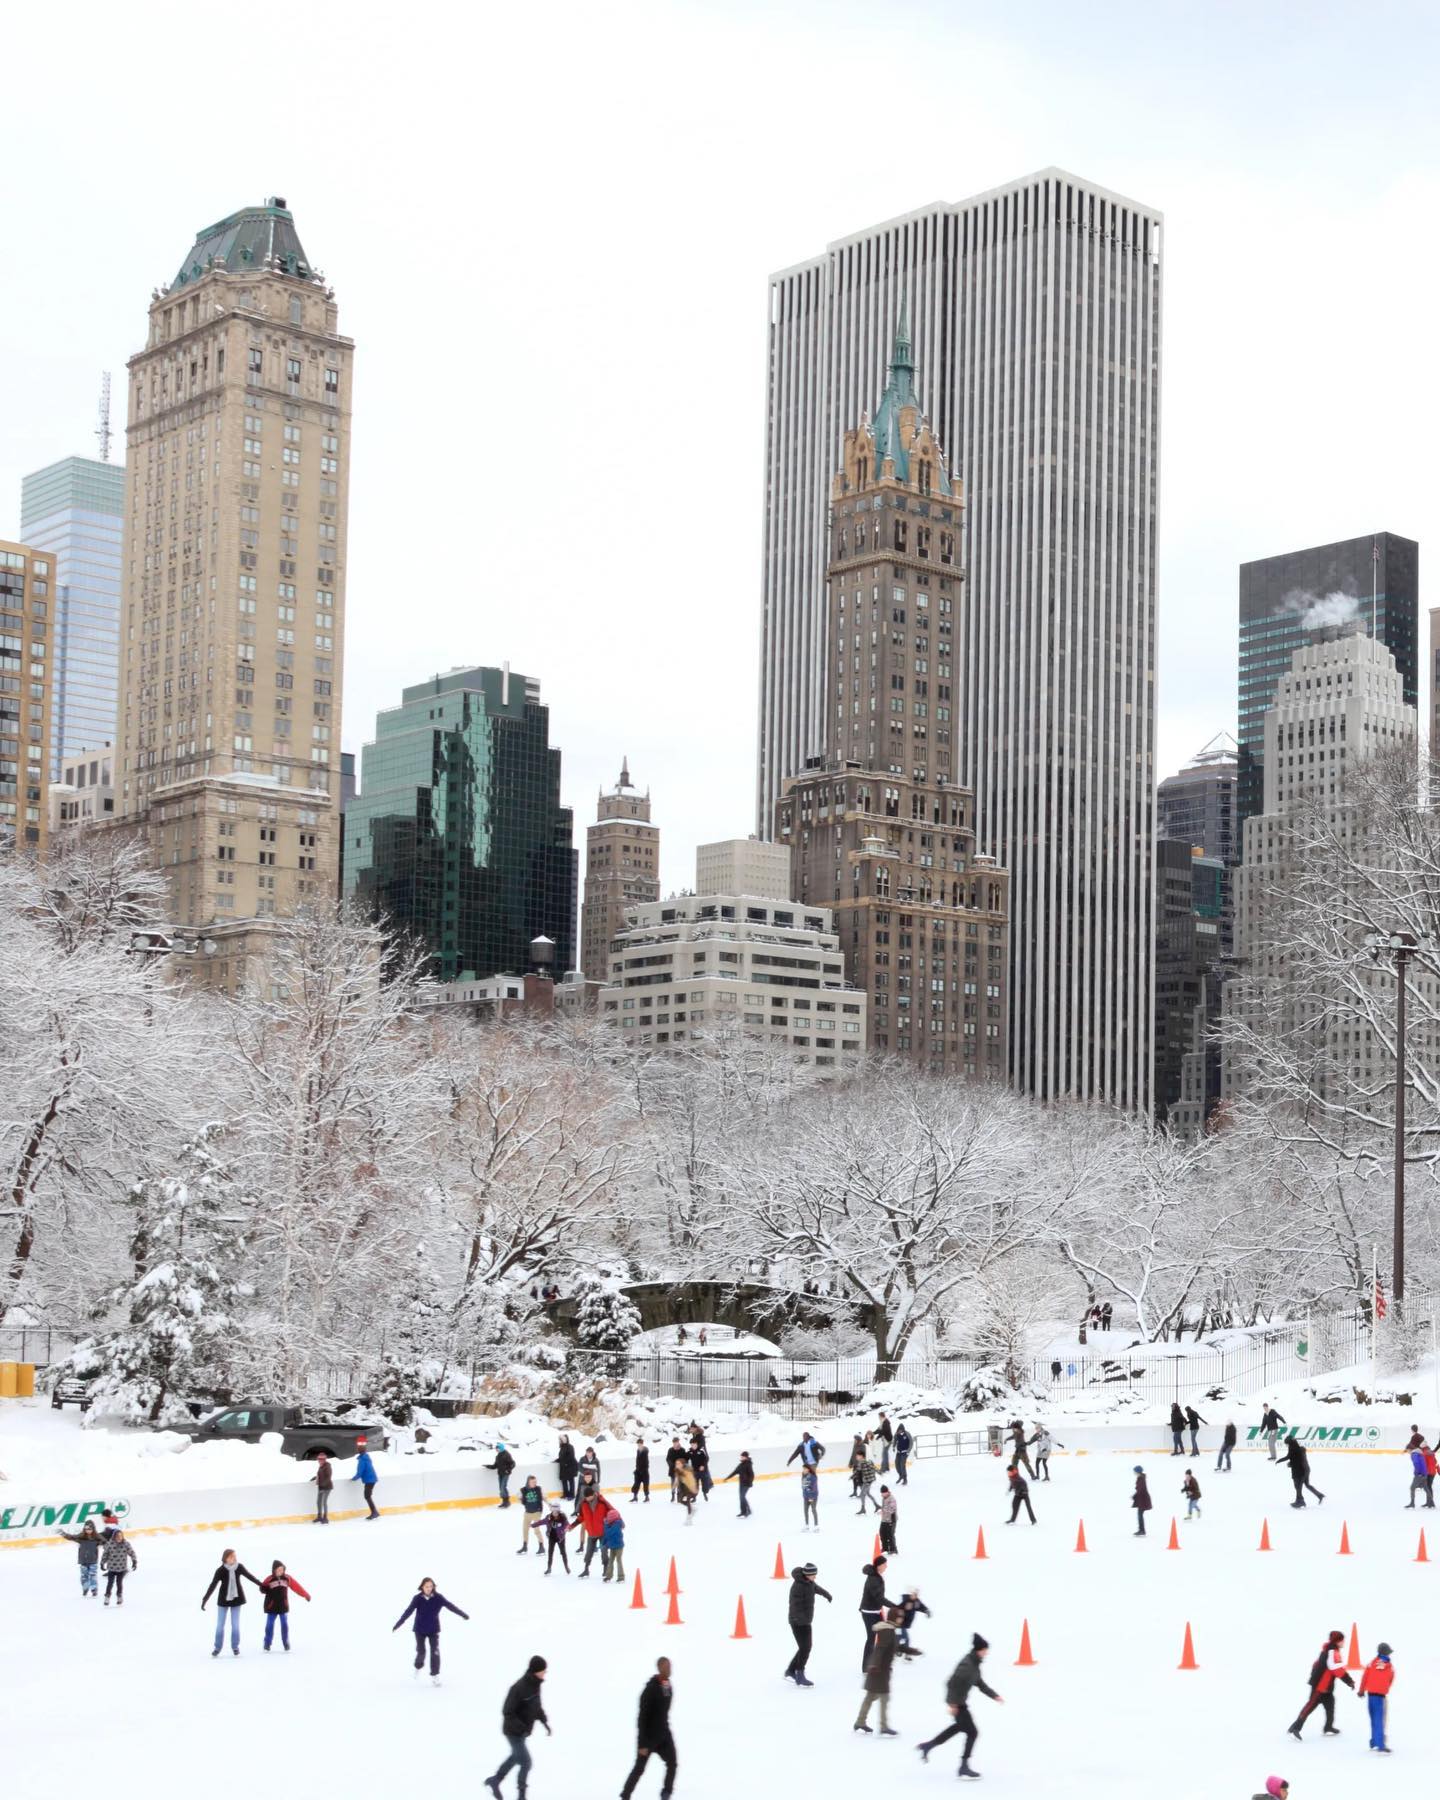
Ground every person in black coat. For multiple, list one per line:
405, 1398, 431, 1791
665, 1439, 688, 1502
1216, 1420, 1238, 1473
486, 1655, 551, 1797
724, 1452, 755, 1518
1184, 1405, 1206, 1457
689, 1441, 711, 1502
1131, 1467, 1153, 1536
917, 1633, 1003, 1778
556, 1436, 579, 1500
393, 1577, 469, 1681
202, 1549, 262, 1656
631, 1441, 650, 1503
1005, 1463, 1036, 1525
858, 1556, 898, 1670
1169, 1402, 1186, 1456
489, 1444, 516, 1508
784, 1562, 832, 1685
1281, 1435, 1325, 1508
619, 1657, 677, 1798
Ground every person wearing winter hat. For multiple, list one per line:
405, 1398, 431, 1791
784, 1562, 832, 1686
917, 1633, 1002, 1779
1250, 1780, 1288, 1800
1358, 1641, 1395, 1752
1288, 1629, 1354, 1738
486, 1655, 551, 1797
489, 1442, 516, 1509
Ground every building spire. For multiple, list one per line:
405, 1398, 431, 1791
890, 299, 915, 405
617, 756, 633, 792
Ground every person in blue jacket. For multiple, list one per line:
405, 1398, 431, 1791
894, 1424, 913, 1486
601, 1506, 627, 1583
352, 1440, 380, 1519
393, 1577, 469, 1682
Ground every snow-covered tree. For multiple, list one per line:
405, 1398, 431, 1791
369, 1241, 450, 1424
85, 1126, 248, 1422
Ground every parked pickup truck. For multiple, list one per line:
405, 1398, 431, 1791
172, 1405, 387, 1461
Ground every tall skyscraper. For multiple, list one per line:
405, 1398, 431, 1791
1157, 735, 1238, 869
776, 324, 1010, 1080
759, 170, 1162, 1105
1237, 533, 1418, 828
579, 760, 658, 982
344, 666, 577, 982
20, 456, 125, 776
0, 541, 54, 854
117, 198, 351, 986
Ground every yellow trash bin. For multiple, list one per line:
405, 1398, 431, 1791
0, 1362, 16, 1398
15, 1363, 35, 1398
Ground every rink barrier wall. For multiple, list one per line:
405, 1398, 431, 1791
0, 1422, 1419, 1550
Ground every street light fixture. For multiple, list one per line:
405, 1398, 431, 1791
1365, 929, 1429, 1316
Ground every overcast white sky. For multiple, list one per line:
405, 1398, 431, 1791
3, 0, 1438, 894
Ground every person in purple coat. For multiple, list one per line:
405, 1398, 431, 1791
393, 1577, 470, 1683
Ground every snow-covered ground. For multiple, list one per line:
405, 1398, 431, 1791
3, 1438, 1429, 1799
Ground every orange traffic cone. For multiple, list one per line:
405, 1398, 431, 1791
1178, 1622, 1198, 1670
872, 1532, 883, 1562
1338, 1522, 1352, 1556
664, 1588, 682, 1626
666, 1555, 682, 1596
974, 1526, 988, 1560
1166, 1516, 1180, 1550
629, 1571, 646, 1610
1345, 1623, 1362, 1672
1015, 1619, 1036, 1666
1417, 1528, 1430, 1564
1074, 1518, 1088, 1553
772, 1542, 786, 1580
1258, 1518, 1272, 1552
731, 1596, 751, 1640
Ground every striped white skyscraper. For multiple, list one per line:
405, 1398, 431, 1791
757, 168, 1163, 1106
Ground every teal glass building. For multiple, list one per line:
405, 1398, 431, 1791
20, 456, 126, 776
344, 666, 576, 980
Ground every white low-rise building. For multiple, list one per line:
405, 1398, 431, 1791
600, 893, 866, 1066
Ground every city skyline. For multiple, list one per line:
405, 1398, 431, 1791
3, 3, 1439, 901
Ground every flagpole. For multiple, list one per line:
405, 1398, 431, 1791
1371, 1242, 1379, 1397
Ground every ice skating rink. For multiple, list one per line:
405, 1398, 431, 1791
2, 1447, 1429, 1799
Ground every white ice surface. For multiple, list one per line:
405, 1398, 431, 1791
1, 1443, 1428, 1800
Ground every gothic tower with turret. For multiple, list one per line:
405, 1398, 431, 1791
580, 760, 659, 982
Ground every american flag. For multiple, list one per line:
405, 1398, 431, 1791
1375, 1273, 1388, 1322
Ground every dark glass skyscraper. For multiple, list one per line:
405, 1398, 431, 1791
344, 666, 576, 981
1237, 533, 1418, 826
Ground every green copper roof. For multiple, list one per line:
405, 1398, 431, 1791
870, 304, 951, 496
170, 198, 317, 290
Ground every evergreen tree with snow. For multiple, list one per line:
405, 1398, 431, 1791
573, 1275, 642, 1378
86, 1126, 247, 1424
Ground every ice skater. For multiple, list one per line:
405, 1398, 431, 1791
1182, 1469, 1202, 1520
485, 1655, 551, 1797
1358, 1640, 1395, 1752
1005, 1462, 1036, 1525
689, 1439, 712, 1502
543, 1504, 571, 1574
875, 1413, 894, 1474
260, 1560, 310, 1651
311, 1448, 333, 1522
1287, 1629, 1354, 1738
858, 1554, 897, 1670
895, 1586, 931, 1658
556, 1434, 578, 1500
1169, 1401, 1186, 1455
201, 1548, 261, 1655
574, 1488, 612, 1575
854, 1449, 880, 1515
351, 1439, 380, 1518
787, 1430, 825, 1471
1008, 1421, 1034, 1477
1260, 1402, 1286, 1460
784, 1561, 831, 1686
518, 1475, 545, 1552
631, 1440, 650, 1503
724, 1451, 756, 1517
489, 1441, 516, 1508
601, 1504, 626, 1583
1251, 1780, 1289, 1799
1405, 1440, 1434, 1508
392, 1576, 469, 1684
675, 1458, 699, 1524
578, 1445, 601, 1490
1216, 1421, 1237, 1473
894, 1422, 912, 1485
800, 1465, 820, 1531
1280, 1434, 1325, 1508
1029, 1424, 1053, 1481
666, 1438, 688, 1502
854, 1605, 901, 1735
878, 1484, 898, 1553
59, 1519, 101, 1597
1131, 1465, 1152, 1536
916, 1632, 1003, 1779
1185, 1405, 1206, 1457
619, 1656, 677, 1798
100, 1528, 137, 1604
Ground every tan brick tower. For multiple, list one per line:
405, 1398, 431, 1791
580, 759, 659, 981
777, 312, 1009, 1078
117, 198, 351, 988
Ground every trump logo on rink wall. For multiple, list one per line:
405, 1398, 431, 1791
0, 1496, 131, 1534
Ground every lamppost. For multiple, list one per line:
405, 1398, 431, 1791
1365, 930, 1426, 1316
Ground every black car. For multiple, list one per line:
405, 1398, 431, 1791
51, 1377, 93, 1412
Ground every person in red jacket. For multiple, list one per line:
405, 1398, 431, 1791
1287, 1629, 1354, 1738
1359, 1641, 1395, 1752
260, 1559, 311, 1652
573, 1491, 613, 1578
